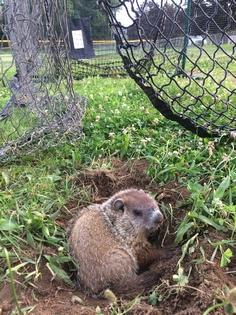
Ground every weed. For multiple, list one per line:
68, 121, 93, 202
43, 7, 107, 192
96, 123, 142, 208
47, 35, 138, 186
4, 248, 23, 315
0, 73, 235, 313
203, 287, 236, 315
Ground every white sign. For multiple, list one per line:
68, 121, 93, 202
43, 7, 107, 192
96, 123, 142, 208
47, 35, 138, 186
72, 30, 84, 49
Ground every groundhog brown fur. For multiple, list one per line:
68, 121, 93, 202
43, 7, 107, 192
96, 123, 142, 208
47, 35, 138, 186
68, 188, 164, 296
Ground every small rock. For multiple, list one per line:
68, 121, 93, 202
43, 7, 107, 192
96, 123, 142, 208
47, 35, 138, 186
71, 295, 84, 305
95, 306, 103, 315
104, 289, 117, 303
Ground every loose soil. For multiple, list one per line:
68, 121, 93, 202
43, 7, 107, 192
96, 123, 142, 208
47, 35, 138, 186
0, 159, 235, 315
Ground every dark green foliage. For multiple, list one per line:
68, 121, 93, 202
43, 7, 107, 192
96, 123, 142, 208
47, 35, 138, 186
127, 2, 185, 40
68, 0, 111, 39
127, 0, 236, 40
190, 0, 236, 35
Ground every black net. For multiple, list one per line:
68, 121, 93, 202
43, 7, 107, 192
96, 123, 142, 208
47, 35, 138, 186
0, 0, 86, 163
99, 0, 236, 137
68, 14, 127, 79
71, 40, 127, 79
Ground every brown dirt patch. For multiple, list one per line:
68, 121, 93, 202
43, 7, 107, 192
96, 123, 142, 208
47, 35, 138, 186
1, 159, 235, 315
74, 158, 189, 206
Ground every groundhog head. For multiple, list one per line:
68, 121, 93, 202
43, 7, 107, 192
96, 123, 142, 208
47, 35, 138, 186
106, 189, 163, 236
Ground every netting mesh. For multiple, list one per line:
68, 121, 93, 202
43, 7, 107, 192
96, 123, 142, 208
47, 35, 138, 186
0, 0, 86, 163
99, 0, 236, 137
70, 24, 127, 79
71, 45, 126, 79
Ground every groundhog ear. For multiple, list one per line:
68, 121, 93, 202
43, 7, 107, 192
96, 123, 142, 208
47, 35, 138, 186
113, 199, 124, 211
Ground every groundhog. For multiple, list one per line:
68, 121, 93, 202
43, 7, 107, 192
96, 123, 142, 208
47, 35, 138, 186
68, 188, 163, 296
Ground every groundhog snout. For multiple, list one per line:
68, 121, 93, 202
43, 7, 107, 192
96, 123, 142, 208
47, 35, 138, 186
148, 209, 163, 228
153, 211, 163, 224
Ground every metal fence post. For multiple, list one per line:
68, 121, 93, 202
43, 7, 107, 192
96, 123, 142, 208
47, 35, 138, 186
178, 0, 192, 75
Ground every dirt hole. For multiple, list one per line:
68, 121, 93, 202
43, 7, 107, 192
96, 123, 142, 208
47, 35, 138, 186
1, 159, 235, 315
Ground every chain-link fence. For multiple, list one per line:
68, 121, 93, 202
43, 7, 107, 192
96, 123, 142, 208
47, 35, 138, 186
0, 0, 86, 163
99, 0, 236, 137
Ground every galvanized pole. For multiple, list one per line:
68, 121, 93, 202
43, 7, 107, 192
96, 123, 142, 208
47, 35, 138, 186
178, 0, 192, 75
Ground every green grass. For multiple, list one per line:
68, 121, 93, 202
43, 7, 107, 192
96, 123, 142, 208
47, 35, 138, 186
0, 43, 235, 311
71, 43, 236, 131
0, 75, 235, 286
2, 43, 236, 123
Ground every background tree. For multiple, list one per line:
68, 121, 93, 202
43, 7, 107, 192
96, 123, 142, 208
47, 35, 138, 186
127, 1, 185, 40
190, 0, 236, 35
3, 0, 41, 108
127, 0, 236, 40
68, 0, 112, 39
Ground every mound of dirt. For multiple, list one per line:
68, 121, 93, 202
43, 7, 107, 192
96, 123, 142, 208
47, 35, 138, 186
75, 159, 189, 206
1, 159, 235, 315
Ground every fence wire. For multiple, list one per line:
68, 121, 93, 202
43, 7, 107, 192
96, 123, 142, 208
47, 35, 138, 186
99, 0, 236, 137
0, 0, 86, 163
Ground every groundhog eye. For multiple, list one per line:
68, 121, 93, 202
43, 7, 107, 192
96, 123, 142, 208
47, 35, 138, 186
133, 209, 142, 217
114, 199, 124, 211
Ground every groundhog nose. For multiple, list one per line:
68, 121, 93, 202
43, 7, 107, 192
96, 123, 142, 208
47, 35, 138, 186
153, 212, 163, 224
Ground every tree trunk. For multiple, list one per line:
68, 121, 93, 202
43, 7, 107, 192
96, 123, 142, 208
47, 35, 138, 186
4, 0, 41, 107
